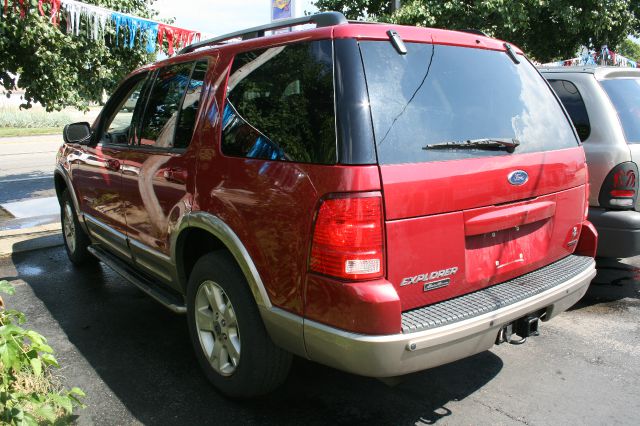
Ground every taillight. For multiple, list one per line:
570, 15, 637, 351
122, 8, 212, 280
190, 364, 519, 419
310, 194, 384, 280
599, 162, 638, 209
610, 189, 635, 197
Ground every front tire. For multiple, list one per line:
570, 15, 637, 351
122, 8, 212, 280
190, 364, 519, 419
187, 251, 292, 398
60, 189, 95, 265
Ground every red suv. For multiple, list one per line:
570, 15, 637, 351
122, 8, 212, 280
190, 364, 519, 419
55, 12, 598, 397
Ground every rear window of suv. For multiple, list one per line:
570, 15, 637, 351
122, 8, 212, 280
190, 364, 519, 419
359, 41, 579, 164
600, 78, 640, 144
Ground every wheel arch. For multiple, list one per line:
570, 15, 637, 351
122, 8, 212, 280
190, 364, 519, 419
172, 212, 272, 309
54, 166, 86, 228
54, 172, 67, 202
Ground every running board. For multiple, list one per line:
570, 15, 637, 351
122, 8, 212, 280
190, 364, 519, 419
88, 245, 187, 314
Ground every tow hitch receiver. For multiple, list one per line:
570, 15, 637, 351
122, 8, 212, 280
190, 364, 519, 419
496, 315, 540, 345
515, 315, 540, 338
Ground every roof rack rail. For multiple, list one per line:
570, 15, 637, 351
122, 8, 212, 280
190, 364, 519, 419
458, 29, 489, 37
179, 11, 348, 55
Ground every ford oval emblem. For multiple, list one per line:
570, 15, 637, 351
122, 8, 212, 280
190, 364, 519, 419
508, 170, 529, 186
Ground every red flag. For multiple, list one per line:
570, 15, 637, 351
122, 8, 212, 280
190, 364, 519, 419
18, 0, 26, 18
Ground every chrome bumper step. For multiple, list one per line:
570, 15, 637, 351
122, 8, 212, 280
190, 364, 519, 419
401, 255, 594, 333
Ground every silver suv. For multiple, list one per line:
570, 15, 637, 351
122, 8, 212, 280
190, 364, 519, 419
540, 67, 640, 258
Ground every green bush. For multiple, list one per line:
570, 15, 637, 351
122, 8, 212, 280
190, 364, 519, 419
0, 280, 85, 425
0, 107, 71, 129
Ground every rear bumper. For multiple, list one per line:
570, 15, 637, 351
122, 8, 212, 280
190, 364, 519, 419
588, 207, 640, 258
302, 258, 595, 377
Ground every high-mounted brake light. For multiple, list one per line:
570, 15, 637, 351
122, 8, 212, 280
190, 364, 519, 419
599, 162, 639, 210
310, 194, 384, 280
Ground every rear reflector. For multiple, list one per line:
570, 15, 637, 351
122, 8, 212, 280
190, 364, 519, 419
310, 194, 384, 280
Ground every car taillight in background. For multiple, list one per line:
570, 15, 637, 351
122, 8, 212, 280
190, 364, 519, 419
599, 162, 638, 209
310, 193, 385, 280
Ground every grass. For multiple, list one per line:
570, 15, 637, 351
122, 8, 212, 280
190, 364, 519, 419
0, 105, 66, 137
0, 105, 101, 138
0, 106, 72, 128
0, 127, 62, 137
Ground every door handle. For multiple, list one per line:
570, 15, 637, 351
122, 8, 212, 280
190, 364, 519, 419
163, 167, 188, 184
105, 159, 121, 172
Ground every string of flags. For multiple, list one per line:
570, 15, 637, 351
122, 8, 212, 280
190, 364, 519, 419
2, 0, 202, 55
541, 45, 638, 68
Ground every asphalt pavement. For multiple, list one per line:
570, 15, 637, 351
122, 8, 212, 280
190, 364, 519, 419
0, 243, 638, 425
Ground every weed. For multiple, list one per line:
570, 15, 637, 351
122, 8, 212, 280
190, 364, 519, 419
0, 280, 85, 425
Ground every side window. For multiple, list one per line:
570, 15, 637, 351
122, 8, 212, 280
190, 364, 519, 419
548, 79, 591, 142
139, 62, 194, 149
174, 61, 208, 149
102, 75, 148, 145
222, 41, 336, 164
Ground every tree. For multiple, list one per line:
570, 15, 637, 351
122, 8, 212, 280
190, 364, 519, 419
314, 0, 640, 62
618, 38, 640, 61
0, 0, 160, 111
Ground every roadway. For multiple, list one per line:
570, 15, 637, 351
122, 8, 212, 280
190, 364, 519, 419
0, 135, 61, 229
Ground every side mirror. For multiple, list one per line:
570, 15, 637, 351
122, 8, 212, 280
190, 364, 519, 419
63, 122, 91, 144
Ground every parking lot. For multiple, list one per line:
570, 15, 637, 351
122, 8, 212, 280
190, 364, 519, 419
0, 242, 638, 425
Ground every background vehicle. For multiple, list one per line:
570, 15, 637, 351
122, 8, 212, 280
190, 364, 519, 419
55, 12, 597, 398
541, 67, 640, 258
123, 90, 139, 112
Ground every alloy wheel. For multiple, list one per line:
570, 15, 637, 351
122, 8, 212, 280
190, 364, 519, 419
195, 280, 241, 376
62, 202, 76, 254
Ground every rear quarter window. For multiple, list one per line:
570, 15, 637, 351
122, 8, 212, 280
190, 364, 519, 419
359, 41, 579, 164
547, 79, 591, 142
222, 40, 336, 164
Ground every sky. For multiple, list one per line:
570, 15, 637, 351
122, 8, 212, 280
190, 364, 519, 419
153, 0, 319, 37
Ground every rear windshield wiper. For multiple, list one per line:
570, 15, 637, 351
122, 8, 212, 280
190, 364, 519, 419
423, 138, 520, 153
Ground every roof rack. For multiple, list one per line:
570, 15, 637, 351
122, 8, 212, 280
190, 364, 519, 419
179, 11, 348, 55
458, 29, 489, 37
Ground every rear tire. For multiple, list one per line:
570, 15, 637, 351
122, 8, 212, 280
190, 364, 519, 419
187, 251, 292, 398
60, 189, 96, 265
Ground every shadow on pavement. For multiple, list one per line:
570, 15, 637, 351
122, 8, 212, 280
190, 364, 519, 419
2, 245, 504, 425
570, 257, 640, 311
1, 233, 62, 255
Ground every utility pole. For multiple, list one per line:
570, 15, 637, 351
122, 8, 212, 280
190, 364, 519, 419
389, 1, 401, 13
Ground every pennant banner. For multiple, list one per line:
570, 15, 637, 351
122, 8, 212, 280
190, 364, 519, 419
5, 0, 201, 55
541, 45, 639, 68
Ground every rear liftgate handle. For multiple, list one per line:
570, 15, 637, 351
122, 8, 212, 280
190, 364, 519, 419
464, 201, 556, 236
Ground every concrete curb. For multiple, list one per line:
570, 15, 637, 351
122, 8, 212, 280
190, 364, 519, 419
0, 223, 63, 257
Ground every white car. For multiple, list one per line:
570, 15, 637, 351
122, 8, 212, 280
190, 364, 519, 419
123, 90, 139, 111
541, 67, 640, 258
